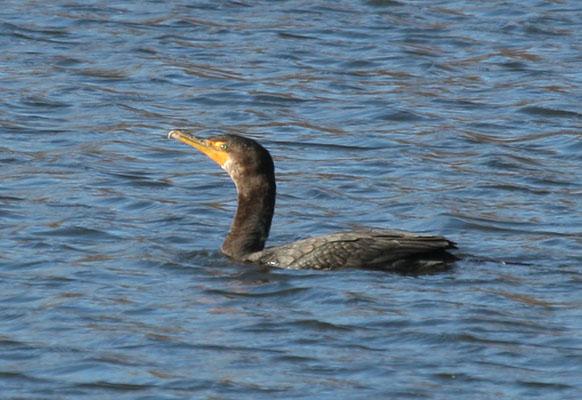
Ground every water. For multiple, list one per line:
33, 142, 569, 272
1, 0, 581, 398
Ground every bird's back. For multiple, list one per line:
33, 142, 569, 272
245, 230, 457, 271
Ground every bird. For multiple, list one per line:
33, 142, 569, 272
167, 129, 457, 271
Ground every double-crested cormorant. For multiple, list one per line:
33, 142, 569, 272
168, 129, 457, 271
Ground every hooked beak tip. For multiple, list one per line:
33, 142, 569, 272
167, 129, 182, 139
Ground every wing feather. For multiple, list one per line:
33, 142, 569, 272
246, 230, 456, 270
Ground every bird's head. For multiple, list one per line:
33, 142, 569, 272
168, 130, 275, 187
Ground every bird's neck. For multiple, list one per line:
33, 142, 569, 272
221, 174, 276, 260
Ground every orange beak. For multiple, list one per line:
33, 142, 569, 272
168, 129, 230, 168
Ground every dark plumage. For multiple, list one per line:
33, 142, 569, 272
168, 130, 457, 271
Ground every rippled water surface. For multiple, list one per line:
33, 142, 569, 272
2, 1, 582, 398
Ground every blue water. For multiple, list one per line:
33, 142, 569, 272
1, 1, 582, 398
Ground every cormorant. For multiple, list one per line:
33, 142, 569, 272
168, 130, 456, 271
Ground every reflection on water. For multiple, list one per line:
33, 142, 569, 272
1, 0, 582, 398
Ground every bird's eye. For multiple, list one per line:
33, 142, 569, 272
220, 144, 228, 151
